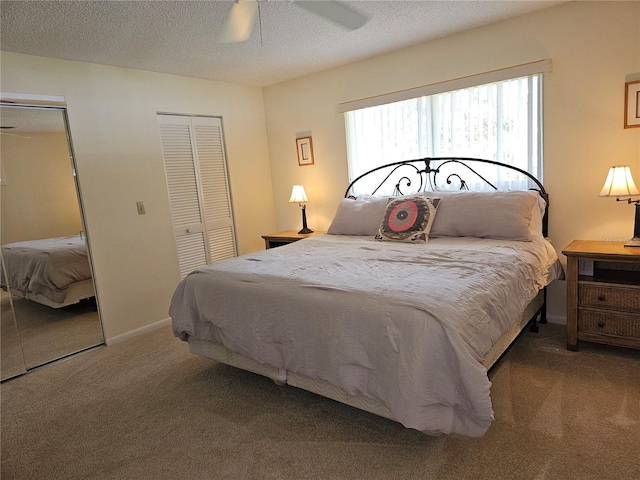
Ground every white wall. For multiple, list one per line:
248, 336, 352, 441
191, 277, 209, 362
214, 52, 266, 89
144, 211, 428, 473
1, 131, 83, 244
262, 1, 640, 323
0, 53, 275, 341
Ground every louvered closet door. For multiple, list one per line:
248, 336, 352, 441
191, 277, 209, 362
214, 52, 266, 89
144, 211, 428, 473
190, 116, 236, 263
158, 114, 237, 279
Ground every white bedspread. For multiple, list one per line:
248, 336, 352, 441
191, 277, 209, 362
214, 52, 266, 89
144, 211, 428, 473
1, 236, 91, 303
170, 234, 563, 437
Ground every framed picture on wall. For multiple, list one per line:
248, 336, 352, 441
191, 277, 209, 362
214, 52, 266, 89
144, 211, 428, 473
624, 80, 640, 128
296, 136, 314, 166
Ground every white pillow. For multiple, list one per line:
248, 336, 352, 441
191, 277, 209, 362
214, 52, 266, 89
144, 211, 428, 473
327, 196, 388, 236
530, 194, 547, 237
428, 190, 538, 241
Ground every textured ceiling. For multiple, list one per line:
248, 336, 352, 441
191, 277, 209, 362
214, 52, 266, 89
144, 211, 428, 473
0, 105, 66, 133
1, 1, 565, 87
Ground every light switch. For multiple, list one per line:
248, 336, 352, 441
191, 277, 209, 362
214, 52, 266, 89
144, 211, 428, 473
136, 201, 146, 215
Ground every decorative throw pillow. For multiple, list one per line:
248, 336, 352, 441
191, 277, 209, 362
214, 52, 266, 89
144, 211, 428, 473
376, 196, 437, 243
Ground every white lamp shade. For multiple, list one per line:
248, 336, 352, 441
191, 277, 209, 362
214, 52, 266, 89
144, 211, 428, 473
599, 166, 640, 197
289, 184, 309, 203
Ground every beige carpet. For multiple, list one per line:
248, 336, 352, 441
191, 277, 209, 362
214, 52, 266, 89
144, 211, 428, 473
1, 323, 639, 480
1, 290, 103, 374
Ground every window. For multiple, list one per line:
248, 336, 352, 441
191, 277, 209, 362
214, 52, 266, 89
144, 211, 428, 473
344, 74, 543, 195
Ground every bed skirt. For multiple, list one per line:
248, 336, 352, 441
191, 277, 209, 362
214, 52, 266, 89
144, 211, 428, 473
6, 279, 95, 309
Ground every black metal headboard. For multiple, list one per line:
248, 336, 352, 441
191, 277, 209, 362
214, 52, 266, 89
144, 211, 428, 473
345, 157, 548, 237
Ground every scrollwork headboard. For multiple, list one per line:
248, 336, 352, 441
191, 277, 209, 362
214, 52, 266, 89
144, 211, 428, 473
344, 157, 548, 237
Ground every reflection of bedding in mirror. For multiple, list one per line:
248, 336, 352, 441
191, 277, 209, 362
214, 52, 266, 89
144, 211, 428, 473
1, 235, 94, 308
0, 103, 104, 379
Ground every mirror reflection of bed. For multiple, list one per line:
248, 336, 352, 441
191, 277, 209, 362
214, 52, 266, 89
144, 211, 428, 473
0, 102, 104, 380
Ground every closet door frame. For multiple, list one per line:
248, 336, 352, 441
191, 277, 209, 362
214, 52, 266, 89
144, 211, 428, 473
158, 113, 237, 279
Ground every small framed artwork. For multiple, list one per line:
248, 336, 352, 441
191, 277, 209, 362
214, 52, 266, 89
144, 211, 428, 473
296, 136, 314, 166
624, 80, 640, 128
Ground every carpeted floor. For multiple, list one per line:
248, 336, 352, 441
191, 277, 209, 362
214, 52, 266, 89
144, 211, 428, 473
1, 323, 639, 480
1, 291, 103, 374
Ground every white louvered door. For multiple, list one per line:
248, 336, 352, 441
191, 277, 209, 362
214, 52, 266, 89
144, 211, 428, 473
158, 114, 237, 279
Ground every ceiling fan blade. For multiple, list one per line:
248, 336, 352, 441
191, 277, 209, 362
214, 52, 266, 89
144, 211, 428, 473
219, 0, 259, 43
292, 1, 367, 31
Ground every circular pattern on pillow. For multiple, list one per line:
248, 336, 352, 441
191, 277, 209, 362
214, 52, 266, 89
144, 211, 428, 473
377, 196, 437, 243
386, 200, 421, 232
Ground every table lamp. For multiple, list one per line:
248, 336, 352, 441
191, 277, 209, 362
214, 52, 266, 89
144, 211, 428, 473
599, 165, 640, 247
289, 184, 313, 234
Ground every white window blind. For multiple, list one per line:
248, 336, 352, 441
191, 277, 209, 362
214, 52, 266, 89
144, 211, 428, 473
344, 71, 544, 195
339, 59, 551, 113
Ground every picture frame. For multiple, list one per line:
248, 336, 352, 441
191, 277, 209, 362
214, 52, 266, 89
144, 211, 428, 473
624, 80, 640, 128
296, 136, 314, 166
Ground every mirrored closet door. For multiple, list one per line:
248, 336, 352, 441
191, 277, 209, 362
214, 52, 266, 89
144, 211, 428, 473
1, 102, 104, 381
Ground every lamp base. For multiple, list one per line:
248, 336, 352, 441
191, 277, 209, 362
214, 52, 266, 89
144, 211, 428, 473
624, 237, 640, 247
298, 204, 313, 235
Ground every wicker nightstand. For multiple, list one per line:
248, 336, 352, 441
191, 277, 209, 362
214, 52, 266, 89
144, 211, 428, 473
562, 240, 640, 351
261, 230, 325, 249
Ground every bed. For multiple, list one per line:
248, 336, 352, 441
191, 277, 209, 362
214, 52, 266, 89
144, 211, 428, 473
170, 157, 564, 437
1, 235, 95, 309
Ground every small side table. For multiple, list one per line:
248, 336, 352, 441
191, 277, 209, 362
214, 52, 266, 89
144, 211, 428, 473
562, 240, 640, 351
262, 230, 325, 249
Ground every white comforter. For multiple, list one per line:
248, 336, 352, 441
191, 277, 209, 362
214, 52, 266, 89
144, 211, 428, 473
1, 236, 91, 303
170, 234, 562, 437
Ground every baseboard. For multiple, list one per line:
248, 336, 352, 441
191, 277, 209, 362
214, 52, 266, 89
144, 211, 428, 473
105, 317, 172, 345
545, 313, 566, 325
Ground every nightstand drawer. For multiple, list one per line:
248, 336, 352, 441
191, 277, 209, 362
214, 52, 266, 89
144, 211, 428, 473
579, 310, 640, 337
579, 284, 640, 311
